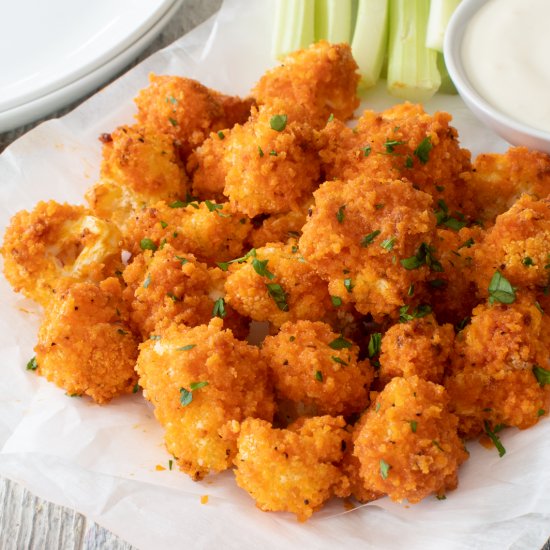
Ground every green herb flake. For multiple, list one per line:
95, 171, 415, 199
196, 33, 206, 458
458, 238, 474, 250
252, 258, 275, 279
380, 236, 396, 251
436, 494, 447, 501
405, 155, 413, 168
179, 381, 208, 407
456, 316, 471, 331
217, 130, 225, 140
361, 230, 381, 247
176, 344, 196, 351
269, 150, 278, 156
535, 301, 545, 314
488, 271, 516, 305
166, 96, 178, 105
270, 114, 288, 132
266, 283, 289, 311
160, 220, 168, 229
26, 356, 38, 371
383, 139, 405, 154
401, 243, 443, 272
409, 420, 418, 433
143, 274, 152, 289
175, 256, 189, 266
407, 284, 415, 297
140, 238, 157, 251
168, 459, 174, 470
399, 304, 432, 323
379, 459, 391, 479
212, 297, 227, 318
363, 145, 372, 157
331, 356, 348, 366
344, 278, 354, 293
329, 336, 353, 350
167, 292, 181, 303
150, 335, 161, 341
375, 402, 381, 412
413, 136, 432, 164
533, 365, 550, 386
523, 257, 535, 266
190, 381, 209, 391
484, 420, 506, 457
315, 370, 323, 382
168, 117, 178, 127
374, 203, 384, 210
217, 262, 229, 271
331, 295, 343, 307
327, 113, 334, 123
132, 383, 140, 394
117, 328, 129, 335
537, 409, 546, 417
289, 335, 296, 342
336, 205, 346, 224
258, 145, 264, 157
368, 333, 382, 358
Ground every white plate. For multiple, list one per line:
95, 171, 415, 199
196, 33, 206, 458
0, 0, 181, 132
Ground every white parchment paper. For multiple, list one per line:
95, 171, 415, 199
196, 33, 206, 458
1, 1, 549, 548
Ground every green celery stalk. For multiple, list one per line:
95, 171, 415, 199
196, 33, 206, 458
387, 0, 441, 102
351, 0, 389, 89
272, 0, 315, 59
314, 0, 352, 43
437, 52, 457, 94
425, 0, 461, 52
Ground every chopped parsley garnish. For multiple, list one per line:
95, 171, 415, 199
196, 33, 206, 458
331, 356, 348, 366
407, 284, 415, 296
217, 130, 225, 140
383, 139, 405, 154
344, 278, 354, 293
380, 236, 396, 251
488, 271, 516, 304
205, 200, 230, 217
405, 155, 413, 168
327, 113, 335, 123
269, 150, 278, 156
252, 258, 275, 279
160, 220, 168, 229
436, 494, 447, 501
336, 205, 346, 223
166, 96, 178, 105
535, 301, 544, 314
168, 117, 178, 126
379, 459, 391, 479
176, 344, 196, 351
258, 145, 264, 157
522, 257, 535, 266
331, 295, 343, 307
217, 248, 257, 271
329, 336, 353, 350
413, 136, 432, 164
150, 335, 161, 340
409, 420, 418, 433
179, 381, 209, 407
212, 298, 227, 318
458, 238, 474, 250
117, 329, 128, 335
399, 304, 432, 323
361, 230, 381, 247
266, 283, 289, 311
143, 274, 152, 288
533, 365, 550, 386
367, 333, 382, 358
315, 370, 324, 382
484, 420, 506, 457
400, 243, 443, 272
270, 114, 288, 131
363, 145, 372, 157
132, 383, 140, 393
374, 203, 385, 210
456, 316, 471, 331
26, 356, 38, 371
167, 292, 180, 302
434, 200, 467, 231
140, 238, 157, 251
175, 255, 189, 265
537, 409, 546, 417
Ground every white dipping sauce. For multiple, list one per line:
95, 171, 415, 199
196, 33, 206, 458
461, 0, 550, 133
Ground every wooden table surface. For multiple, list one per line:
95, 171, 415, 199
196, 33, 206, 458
0, 2, 220, 548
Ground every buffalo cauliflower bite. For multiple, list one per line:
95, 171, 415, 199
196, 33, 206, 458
464, 146, 550, 225
123, 199, 251, 263
319, 103, 473, 216
33, 278, 138, 403
135, 318, 274, 480
379, 315, 455, 385
222, 103, 321, 217
445, 295, 550, 438
134, 74, 254, 158
2, 201, 122, 307
224, 241, 334, 329
472, 194, 550, 294
86, 125, 188, 231
354, 376, 468, 503
299, 177, 438, 320
122, 245, 235, 339
253, 40, 360, 128
233, 416, 351, 521
262, 321, 373, 417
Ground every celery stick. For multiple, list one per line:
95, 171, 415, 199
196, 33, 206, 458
437, 52, 457, 94
315, 0, 352, 43
425, 0, 461, 52
272, 0, 315, 59
351, 0, 389, 89
387, 0, 441, 102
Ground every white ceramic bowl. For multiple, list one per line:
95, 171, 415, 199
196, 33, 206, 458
444, 0, 550, 154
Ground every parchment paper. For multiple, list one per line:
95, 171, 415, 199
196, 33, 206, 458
0, 1, 549, 548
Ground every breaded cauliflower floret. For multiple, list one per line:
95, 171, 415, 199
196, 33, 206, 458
319, 103, 473, 216
379, 315, 455, 385
134, 74, 254, 158
222, 103, 321, 217
464, 147, 550, 225
33, 278, 138, 403
472, 194, 550, 294
224, 241, 333, 329
2, 201, 122, 306
86, 125, 188, 231
299, 177, 438, 319
123, 199, 251, 264
233, 416, 351, 521
136, 318, 274, 480
262, 321, 373, 417
253, 41, 360, 128
354, 376, 468, 503
122, 245, 231, 339
445, 295, 550, 438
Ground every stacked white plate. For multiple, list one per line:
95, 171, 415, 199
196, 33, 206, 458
0, 0, 184, 132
